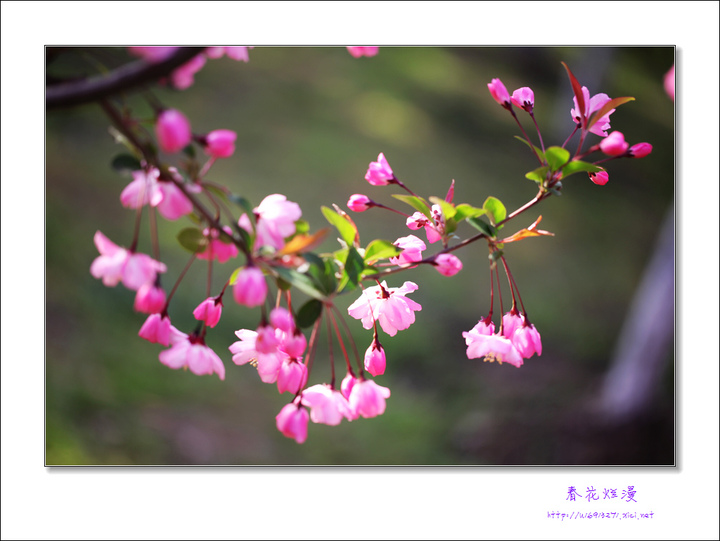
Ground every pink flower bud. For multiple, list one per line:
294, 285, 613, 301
280, 332, 307, 359
365, 153, 394, 186
134, 282, 166, 314
502, 310, 524, 339
138, 313, 173, 347
340, 372, 357, 400
588, 171, 609, 186
204, 129, 237, 158
488, 78, 511, 108
277, 358, 308, 395
433, 253, 463, 276
276, 402, 309, 443
599, 131, 629, 156
270, 307, 295, 333
389, 235, 426, 267
511, 87, 535, 112
347, 194, 373, 212
233, 266, 267, 307
193, 297, 223, 328
155, 109, 192, 153
629, 142, 653, 158
364, 339, 386, 377
347, 47, 379, 58
512, 322, 543, 359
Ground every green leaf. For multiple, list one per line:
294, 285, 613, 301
228, 266, 242, 286
525, 166, 549, 183
514, 136, 545, 161
303, 253, 338, 294
182, 144, 196, 158
453, 204, 486, 222
392, 194, 432, 218
544, 146, 571, 171
111, 154, 142, 174
294, 219, 310, 235
177, 227, 208, 254
344, 247, 365, 287
364, 239, 402, 264
229, 194, 255, 218
203, 184, 229, 202
467, 217, 497, 238
561, 160, 603, 178
272, 267, 327, 301
295, 299, 324, 329
483, 196, 507, 226
321, 206, 357, 248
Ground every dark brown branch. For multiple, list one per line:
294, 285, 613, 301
46, 47, 207, 110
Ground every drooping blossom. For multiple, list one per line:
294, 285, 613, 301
134, 282, 166, 314
502, 309, 524, 339
155, 179, 195, 221
203, 129, 237, 158
599, 131, 629, 156
301, 384, 355, 425
228, 328, 282, 383
197, 226, 239, 263
588, 170, 609, 186
487, 78, 511, 108
664, 64, 675, 101
348, 378, 391, 418
120, 168, 163, 209
269, 307, 295, 333
139, 313, 173, 346
511, 87, 535, 112
347, 281, 422, 337
462, 327, 524, 368
158, 335, 226, 380
347, 47, 379, 58
389, 235, 426, 267
571, 87, 615, 137
276, 401, 309, 444
512, 322, 542, 359
90, 231, 166, 291
277, 358, 308, 395
433, 253, 463, 276
232, 266, 267, 307
205, 46, 253, 62
340, 372, 357, 400
192, 296, 223, 328
155, 109, 192, 153
464, 317, 495, 338
365, 153, 395, 186
347, 194, 374, 212
629, 143, 653, 158
168, 54, 207, 90
364, 338, 386, 377
239, 194, 302, 251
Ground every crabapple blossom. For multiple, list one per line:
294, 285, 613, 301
279, 331, 307, 359
301, 384, 354, 425
588, 171, 609, 186
433, 253, 463, 276
512, 322, 542, 359
347, 194, 374, 212
502, 310, 524, 339
341, 372, 357, 400
134, 282, 166, 314
90, 231, 166, 291
138, 313, 173, 346
240, 194, 302, 250
464, 317, 495, 338
511, 87, 535, 112
275, 402, 309, 444
599, 131, 629, 156
120, 168, 163, 209
277, 357, 308, 395
158, 335, 226, 380
487, 78, 511, 108
462, 328, 524, 368
228, 328, 282, 383
629, 142, 653, 158
196, 226, 239, 263
348, 378, 391, 418
270, 307, 295, 333
155, 180, 194, 220
232, 266, 267, 307
203, 129, 237, 158
347, 281, 422, 337
169, 54, 207, 90
192, 297, 223, 328
571, 87, 615, 137
347, 47, 379, 58
406, 211, 442, 244
155, 109, 192, 153
364, 339, 386, 377
389, 235, 426, 267
364, 153, 395, 186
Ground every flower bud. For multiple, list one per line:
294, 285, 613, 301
511, 87, 534, 112
347, 194, 373, 212
433, 253, 463, 276
588, 171, 609, 186
193, 297, 223, 328
204, 129, 237, 158
233, 266, 267, 307
134, 282, 166, 314
155, 109, 192, 153
599, 131, 629, 156
365, 153, 394, 186
275, 402, 309, 444
364, 339, 386, 377
629, 142, 653, 158
488, 78, 511, 108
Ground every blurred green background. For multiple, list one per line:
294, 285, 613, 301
45, 46, 674, 465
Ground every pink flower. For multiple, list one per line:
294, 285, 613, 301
203, 129, 237, 158
571, 87, 615, 137
159, 336, 226, 380
347, 281, 422, 337
464, 317, 495, 338
462, 327, 524, 368
276, 402, 309, 443
155, 109, 192, 153
245, 194, 302, 250
406, 211, 442, 244
193, 297, 223, 328
120, 168, 163, 209
169, 54, 206, 90
511, 86, 534, 112
134, 282, 166, 314
347, 194, 374, 212
156, 180, 194, 220
348, 379, 391, 418
599, 131, 629, 156
127, 47, 179, 62
206, 46, 253, 62
664, 64, 675, 101
629, 142, 653, 158
228, 328, 282, 383
511, 322, 542, 359
502, 310, 524, 339
341, 372, 357, 400
347, 47, 379, 58
389, 235, 426, 267
364, 339, 386, 377
139, 313, 173, 346
232, 266, 267, 307
488, 78, 511, 108
279, 331, 307, 359
588, 171, 609, 186
433, 253, 463, 276
301, 384, 354, 425
197, 226, 239, 263
365, 153, 395, 186
90, 231, 166, 291
277, 358, 308, 394
270, 307, 295, 333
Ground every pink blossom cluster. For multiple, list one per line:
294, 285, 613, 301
154, 108, 237, 159
462, 310, 542, 368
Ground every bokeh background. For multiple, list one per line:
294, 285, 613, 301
45, 46, 675, 465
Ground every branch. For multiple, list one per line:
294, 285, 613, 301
46, 47, 207, 110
